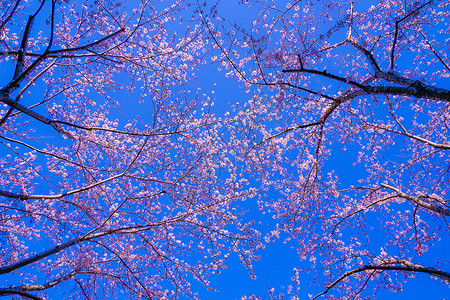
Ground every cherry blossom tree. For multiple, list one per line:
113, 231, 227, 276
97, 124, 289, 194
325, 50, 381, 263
0, 0, 263, 299
201, 0, 450, 298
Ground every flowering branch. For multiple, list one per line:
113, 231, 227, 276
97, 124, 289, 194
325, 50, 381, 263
381, 183, 450, 217
312, 260, 450, 300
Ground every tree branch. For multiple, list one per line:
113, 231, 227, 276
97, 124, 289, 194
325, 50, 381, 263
0, 58, 57, 126
390, 1, 432, 70
0, 136, 149, 201
0, 1, 21, 36
0, 147, 205, 275
0, 290, 43, 300
1, 26, 124, 95
381, 183, 450, 216
312, 260, 450, 300
0, 270, 76, 294
0, 236, 84, 275
282, 67, 367, 90
92, 240, 153, 299
0, 94, 73, 137
284, 39, 450, 102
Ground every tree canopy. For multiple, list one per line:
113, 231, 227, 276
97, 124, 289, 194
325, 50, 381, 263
1, 0, 449, 299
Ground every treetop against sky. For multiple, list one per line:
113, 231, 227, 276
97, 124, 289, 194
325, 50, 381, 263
0, 0, 449, 299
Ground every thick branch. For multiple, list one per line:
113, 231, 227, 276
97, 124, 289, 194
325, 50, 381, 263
283, 56, 450, 102
374, 72, 450, 101
348, 40, 450, 101
13, 15, 34, 80
0, 236, 84, 275
0, 94, 72, 136
45, 28, 124, 56
1, 58, 57, 126
0, 270, 75, 295
0, 212, 184, 275
2, 0, 48, 94
0, 189, 28, 200
381, 183, 450, 216
0, 290, 42, 300
390, 1, 432, 70
283, 67, 366, 90
0, 172, 127, 200
312, 260, 450, 300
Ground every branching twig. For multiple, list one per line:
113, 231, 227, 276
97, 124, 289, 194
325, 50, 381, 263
0, 0, 21, 35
